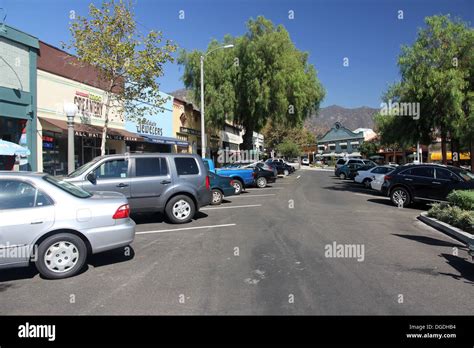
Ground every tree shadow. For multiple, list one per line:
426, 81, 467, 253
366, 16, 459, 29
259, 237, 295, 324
392, 233, 467, 248
438, 253, 474, 285
131, 211, 208, 225
366, 198, 428, 210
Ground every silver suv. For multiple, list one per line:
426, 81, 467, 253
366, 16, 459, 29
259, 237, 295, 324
65, 153, 212, 224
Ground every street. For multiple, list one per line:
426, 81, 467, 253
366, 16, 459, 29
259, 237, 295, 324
0, 168, 472, 315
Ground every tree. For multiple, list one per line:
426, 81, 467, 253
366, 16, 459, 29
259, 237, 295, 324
178, 16, 325, 150
65, 0, 176, 155
359, 141, 379, 158
262, 121, 315, 152
277, 140, 301, 159
380, 15, 472, 166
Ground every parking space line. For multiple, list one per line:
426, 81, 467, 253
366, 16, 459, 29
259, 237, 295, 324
201, 204, 262, 210
245, 187, 283, 191
136, 223, 237, 235
230, 194, 276, 198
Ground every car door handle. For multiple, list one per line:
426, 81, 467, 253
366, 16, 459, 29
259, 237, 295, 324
404, 178, 413, 181
160, 180, 172, 185
30, 220, 43, 225
116, 183, 129, 188
432, 181, 442, 185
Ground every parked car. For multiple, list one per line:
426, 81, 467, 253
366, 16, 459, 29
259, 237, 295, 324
208, 171, 235, 205
242, 161, 278, 177
355, 166, 395, 188
266, 160, 294, 175
302, 158, 310, 165
335, 158, 376, 173
286, 158, 301, 170
336, 163, 365, 180
0, 172, 136, 279
203, 158, 255, 195
64, 153, 211, 224
253, 165, 278, 188
350, 163, 377, 181
381, 164, 474, 207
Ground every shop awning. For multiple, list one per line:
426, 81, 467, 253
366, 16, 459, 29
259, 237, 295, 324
430, 151, 471, 161
39, 117, 144, 142
142, 134, 189, 147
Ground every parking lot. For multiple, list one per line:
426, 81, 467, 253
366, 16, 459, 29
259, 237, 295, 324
1, 169, 473, 315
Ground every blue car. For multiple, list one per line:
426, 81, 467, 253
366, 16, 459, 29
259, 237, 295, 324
209, 171, 236, 205
203, 158, 255, 194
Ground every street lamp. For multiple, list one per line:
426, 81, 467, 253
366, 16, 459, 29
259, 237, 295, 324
64, 102, 78, 174
200, 44, 234, 158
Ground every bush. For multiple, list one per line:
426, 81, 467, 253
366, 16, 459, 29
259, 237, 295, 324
428, 203, 474, 233
447, 190, 474, 210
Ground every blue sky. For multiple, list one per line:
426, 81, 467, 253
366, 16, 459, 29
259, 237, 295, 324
1, 0, 472, 108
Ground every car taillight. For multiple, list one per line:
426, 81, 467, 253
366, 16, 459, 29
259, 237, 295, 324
384, 175, 392, 182
113, 204, 130, 219
252, 171, 257, 178
205, 175, 210, 190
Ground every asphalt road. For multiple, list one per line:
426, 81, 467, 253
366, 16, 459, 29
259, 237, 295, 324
1, 168, 473, 315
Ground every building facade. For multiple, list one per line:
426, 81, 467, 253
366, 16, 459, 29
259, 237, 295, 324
317, 122, 365, 158
0, 25, 39, 170
36, 41, 141, 175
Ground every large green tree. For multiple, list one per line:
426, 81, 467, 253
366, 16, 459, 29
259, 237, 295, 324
261, 121, 315, 152
377, 15, 473, 168
65, 0, 176, 155
178, 16, 325, 150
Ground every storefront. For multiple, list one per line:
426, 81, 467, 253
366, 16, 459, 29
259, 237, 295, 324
0, 25, 39, 170
172, 98, 202, 155
125, 91, 188, 153
36, 41, 140, 174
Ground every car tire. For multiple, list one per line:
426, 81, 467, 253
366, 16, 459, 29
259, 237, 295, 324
339, 173, 346, 180
165, 195, 196, 224
256, 177, 267, 188
362, 178, 372, 188
390, 187, 411, 208
232, 180, 243, 195
211, 189, 223, 205
35, 233, 87, 279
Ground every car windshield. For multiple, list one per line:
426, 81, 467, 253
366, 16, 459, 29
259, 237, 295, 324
44, 175, 92, 198
67, 158, 100, 178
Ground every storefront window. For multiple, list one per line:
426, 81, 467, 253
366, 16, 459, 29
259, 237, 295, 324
42, 131, 67, 175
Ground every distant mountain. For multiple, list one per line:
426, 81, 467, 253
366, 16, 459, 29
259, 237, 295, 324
304, 105, 379, 138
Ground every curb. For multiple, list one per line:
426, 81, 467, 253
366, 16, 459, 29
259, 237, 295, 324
418, 212, 474, 248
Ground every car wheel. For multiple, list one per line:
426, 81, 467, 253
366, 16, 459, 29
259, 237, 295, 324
339, 173, 346, 180
35, 233, 87, 279
284, 169, 289, 176
256, 177, 267, 188
211, 189, 223, 205
232, 180, 243, 195
362, 178, 372, 188
390, 187, 411, 208
165, 195, 196, 224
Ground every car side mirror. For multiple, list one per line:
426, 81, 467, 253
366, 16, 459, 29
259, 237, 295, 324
86, 172, 97, 185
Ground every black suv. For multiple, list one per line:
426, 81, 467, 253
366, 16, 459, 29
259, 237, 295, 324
381, 164, 474, 207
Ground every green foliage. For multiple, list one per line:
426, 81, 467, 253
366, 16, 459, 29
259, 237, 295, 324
262, 121, 315, 151
447, 190, 474, 210
376, 15, 473, 156
428, 203, 474, 233
277, 140, 301, 158
65, 0, 176, 154
359, 141, 378, 158
178, 16, 325, 149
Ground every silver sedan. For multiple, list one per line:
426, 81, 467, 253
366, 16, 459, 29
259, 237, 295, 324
0, 172, 135, 279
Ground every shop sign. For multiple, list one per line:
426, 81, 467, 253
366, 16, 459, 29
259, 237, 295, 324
74, 130, 124, 141
74, 91, 104, 119
137, 119, 162, 136
180, 127, 201, 136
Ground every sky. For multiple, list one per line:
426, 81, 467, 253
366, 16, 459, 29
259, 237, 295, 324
0, 0, 472, 108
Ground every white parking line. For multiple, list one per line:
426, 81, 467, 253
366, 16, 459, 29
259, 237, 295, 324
296, 175, 301, 179
230, 194, 276, 198
354, 192, 381, 198
245, 187, 283, 191
136, 223, 237, 235
201, 204, 262, 210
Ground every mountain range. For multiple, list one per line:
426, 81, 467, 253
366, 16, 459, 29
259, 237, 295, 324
304, 105, 379, 138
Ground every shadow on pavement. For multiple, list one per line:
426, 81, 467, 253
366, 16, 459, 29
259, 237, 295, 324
438, 253, 474, 284
89, 246, 135, 268
392, 234, 467, 248
131, 211, 208, 225
366, 198, 428, 211
322, 183, 382, 197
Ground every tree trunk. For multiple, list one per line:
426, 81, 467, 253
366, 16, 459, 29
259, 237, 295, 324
470, 138, 474, 174
441, 134, 447, 165
241, 127, 254, 151
100, 89, 113, 156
